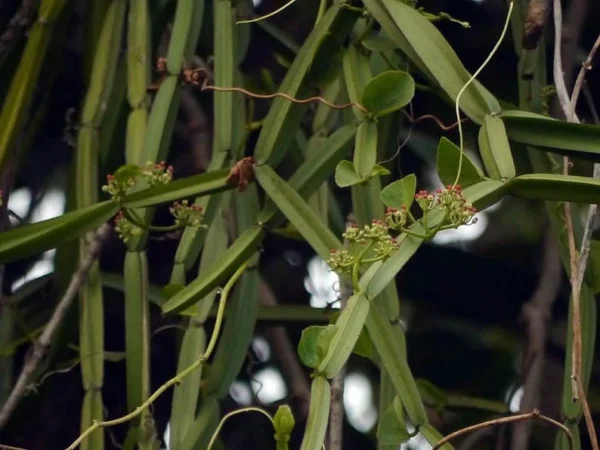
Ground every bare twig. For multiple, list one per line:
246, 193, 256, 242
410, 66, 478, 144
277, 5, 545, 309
0, 224, 111, 429
328, 218, 353, 450
570, 32, 600, 114
511, 229, 561, 450
431, 409, 574, 450
552, 0, 579, 123
560, 0, 589, 90
259, 279, 311, 419
553, 1, 599, 448
583, 84, 600, 124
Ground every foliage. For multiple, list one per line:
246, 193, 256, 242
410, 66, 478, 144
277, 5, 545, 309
0, 0, 599, 449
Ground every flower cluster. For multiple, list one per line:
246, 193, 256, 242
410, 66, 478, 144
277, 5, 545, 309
102, 173, 137, 201
102, 162, 173, 201
140, 161, 173, 186
385, 206, 408, 230
327, 220, 400, 274
114, 211, 143, 243
169, 200, 206, 228
436, 185, 477, 227
385, 184, 477, 237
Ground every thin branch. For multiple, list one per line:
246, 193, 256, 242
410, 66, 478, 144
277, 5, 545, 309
328, 217, 353, 450
0, 224, 111, 429
570, 32, 600, 113
431, 409, 574, 450
511, 229, 561, 450
553, 1, 599, 448
552, 0, 579, 123
560, 0, 589, 90
583, 84, 600, 124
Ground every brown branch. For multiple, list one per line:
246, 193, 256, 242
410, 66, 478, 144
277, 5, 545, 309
328, 218, 353, 450
560, 0, 589, 90
511, 229, 561, 450
570, 32, 600, 113
0, 224, 111, 429
552, 1, 599, 448
522, 0, 551, 50
431, 409, 574, 450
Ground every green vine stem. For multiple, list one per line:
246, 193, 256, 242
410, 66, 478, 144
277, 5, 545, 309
207, 407, 275, 450
65, 258, 252, 450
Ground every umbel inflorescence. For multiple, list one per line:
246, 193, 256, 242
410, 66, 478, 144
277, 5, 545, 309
102, 162, 206, 243
328, 185, 477, 275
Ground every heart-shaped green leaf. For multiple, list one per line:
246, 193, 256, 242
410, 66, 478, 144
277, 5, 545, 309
436, 137, 485, 188
377, 397, 411, 445
335, 160, 361, 187
362, 70, 415, 117
370, 164, 391, 178
297, 325, 335, 369
380, 174, 417, 209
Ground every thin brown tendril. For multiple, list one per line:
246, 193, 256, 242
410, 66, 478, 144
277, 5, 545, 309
187, 68, 368, 113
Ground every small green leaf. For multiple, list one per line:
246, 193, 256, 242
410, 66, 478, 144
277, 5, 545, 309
362, 70, 415, 117
380, 174, 417, 209
335, 160, 362, 187
112, 164, 142, 184
298, 325, 330, 369
377, 397, 411, 445
436, 137, 484, 188
370, 164, 391, 178
316, 325, 337, 363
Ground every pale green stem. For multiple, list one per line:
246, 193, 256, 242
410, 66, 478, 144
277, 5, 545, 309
207, 407, 274, 450
315, 0, 327, 26
352, 241, 374, 292
452, 1, 514, 188
66, 258, 252, 450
